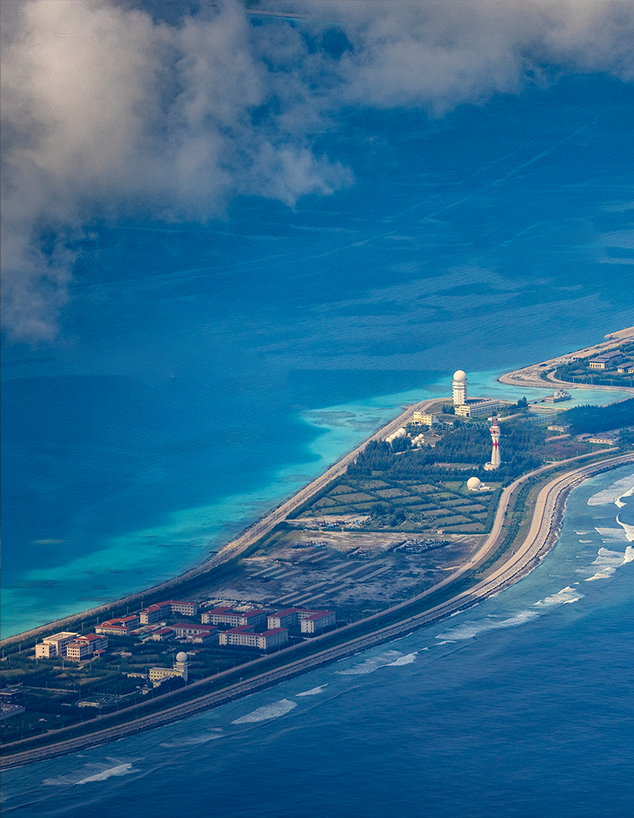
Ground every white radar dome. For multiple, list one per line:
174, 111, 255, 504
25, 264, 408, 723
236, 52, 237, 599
467, 476, 482, 491
453, 370, 467, 382
175, 652, 189, 663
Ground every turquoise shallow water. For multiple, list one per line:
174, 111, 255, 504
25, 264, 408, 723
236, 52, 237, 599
1, 70, 634, 816
2, 466, 633, 817
3, 72, 634, 638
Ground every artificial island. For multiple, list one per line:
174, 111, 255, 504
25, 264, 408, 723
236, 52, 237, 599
2, 327, 634, 768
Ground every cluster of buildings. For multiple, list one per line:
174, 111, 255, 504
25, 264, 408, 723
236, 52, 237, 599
34, 631, 108, 661
586, 350, 632, 372
452, 370, 504, 418
33, 597, 337, 671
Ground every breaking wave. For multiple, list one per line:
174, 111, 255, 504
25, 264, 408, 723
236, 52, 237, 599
232, 699, 297, 724
587, 476, 634, 507
44, 762, 136, 786
436, 585, 585, 641
583, 546, 634, 582
337, 650, 404, 675
296, 684, 329, 697
159, 730, 223, 748
387, 653, 417, 666
533, 586, 582, 607
594, 527, 629, 542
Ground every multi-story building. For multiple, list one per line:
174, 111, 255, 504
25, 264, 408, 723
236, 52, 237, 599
267, 609, 302, 629
201, 608, 266, 627
267, 608, 336, 631
300, 611, 336, 634
218, 625, 289, 651
95, 615, 139, 636
65, 634, 108, 661
139, 602, 172, 624
34, 632, 79, 659
165, 600, 199, 617
172, 623, 218, 642
151, 627, 174, 642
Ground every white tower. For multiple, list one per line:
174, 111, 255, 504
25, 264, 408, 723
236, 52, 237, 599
488, 417, 501, 470
174, 651, 189, 683
452, 370, 468, 406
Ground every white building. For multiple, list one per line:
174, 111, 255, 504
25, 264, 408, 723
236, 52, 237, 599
149, 651, 189, 686
455, 399, 504, 418
35, 632, 79, 659
452, 370, 468, 407
412, 412, 437, 426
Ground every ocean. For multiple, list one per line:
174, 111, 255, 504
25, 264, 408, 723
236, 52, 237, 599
1, 70, 634, 815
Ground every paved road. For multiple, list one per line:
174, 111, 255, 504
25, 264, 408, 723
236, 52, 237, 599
498, 325, 634, 393
4, 450, 631, 769
0, 399, 438, 648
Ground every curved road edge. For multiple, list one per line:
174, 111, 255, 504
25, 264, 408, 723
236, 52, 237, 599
3, 451, 632, 770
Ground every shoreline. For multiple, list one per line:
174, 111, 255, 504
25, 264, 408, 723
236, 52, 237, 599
2, 451, 632, 769
498, 325, 634, 392
3, 330, 634, 767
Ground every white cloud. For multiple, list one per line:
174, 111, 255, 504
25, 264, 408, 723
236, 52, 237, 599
2, 0, 633, 341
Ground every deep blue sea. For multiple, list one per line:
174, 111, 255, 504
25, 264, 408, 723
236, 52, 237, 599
2, 72, 634, 815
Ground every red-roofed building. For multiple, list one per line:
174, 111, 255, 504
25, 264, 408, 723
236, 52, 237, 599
172, 622, 218, 642
139, 602, 172, 624
268, 608, 334, 630
300, 610, 336, 634
218, 625, 288, 651
95, 616, 139, 636
201, 608, 266, 627
151, 627, 174, 642
165, 600, 199, 616
66, 634, 108, 661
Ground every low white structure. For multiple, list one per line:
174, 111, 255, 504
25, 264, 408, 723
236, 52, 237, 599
385, 427, 407, 444
467, 476, 482, 491
455, 399, 504, 418
412, 412, 436, 426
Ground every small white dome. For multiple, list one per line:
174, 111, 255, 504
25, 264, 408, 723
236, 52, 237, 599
467, 476, 482, 490
453, 370, 467, 382
175, 651, 189, 664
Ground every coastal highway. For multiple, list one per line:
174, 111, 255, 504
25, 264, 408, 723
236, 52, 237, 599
3, 450, 632, 769
498, 324, 634, 393
0, 398, 438, 648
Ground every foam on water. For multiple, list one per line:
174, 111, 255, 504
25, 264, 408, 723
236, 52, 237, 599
43, 762, 136, 787
336, 650, 404, 675
533, 586, 583, 607
232, 699, 297, 724
594, 526, 629, 542
581, 546, 634, 582
387, 653, 417, 666
436, 585, 586, 641
296, 685, 329, 697
587, 476, 634, 507
159, 731, 223, 748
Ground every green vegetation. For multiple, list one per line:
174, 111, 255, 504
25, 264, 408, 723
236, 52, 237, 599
564, 398, 634, 435
554, 343, 634, 387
